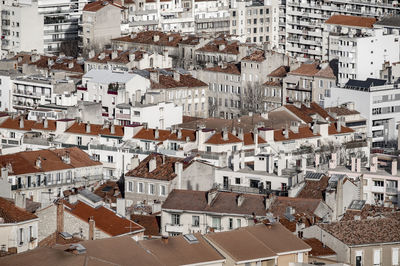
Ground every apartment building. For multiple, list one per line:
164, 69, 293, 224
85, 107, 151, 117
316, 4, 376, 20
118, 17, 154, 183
0, 147, 103, 205
85, 49, 172, 72
0, 196, 39, 254
0, 0, 43, 56
229, 0, 279, 47
194, 0, 230, 34
263, 65, 289, 110
283, 61, 336, 107
82, 0, 123, 50
325, 78, 400, 147
285, 0, 400, 62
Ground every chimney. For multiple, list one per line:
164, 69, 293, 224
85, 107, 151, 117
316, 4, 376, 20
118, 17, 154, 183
312, 120, 318, 135
351, 157, 356, 172
62, 151, 71, 164
68, 62, 74, 69
110, 123, 115, 135
219, 44, 226, 51
99, 52, 105, 60
329, 153, 337, 169
284, 125, 289, 139
337, 117, 343, 133
155, 127, 159, 139
163, 49, 169, 59
130, 155, 139, 170
57, 201, 64, 233
135, 89, 142, 103
111, 50, 118, 60
36, 157, 42, 168
392, 159, 398, 176
177, 128, 182, 139
232, 152, 240, 172
116, 198, 126, 217
88, 217, 95, 240
237, 194, 245, 207
19, 117, 24, 129
265, 194, 275, 210
150, 71, 159, 83
86, 122, 91, 133
15, 193, 26, 209
43, 117, 48, 129
48, 58, 54, 66
222, 128, 228, 141
240, 150, 245, 169
173, 72, 180, 82
129, 52, 136, 62
238, 128, 244, 140
69, 194, 78, 204
315, 153, 320, 167
175, 162, 183, 189
89, 50, 95, 59
370, 155, 378, 172
232, 127, 237, 136
356, 158, 361, 173
161, 235, 168, 244
149, 157, 157, 172
277, 157, 284, 176
207, 189, 218, 205
290, 121, 299, 134
153, 35, 160, 42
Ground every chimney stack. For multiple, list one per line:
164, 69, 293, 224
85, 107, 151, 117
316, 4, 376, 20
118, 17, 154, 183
162, 235, 168, 244
356, 158, 361, 173
392, 159, 398, 176
86, 122, 91, 133
89, 217, 95, 240
370, 155, 378, 172
222, 128, 228, 141
155, 127, 159, 139
19, 117, 24, 129
351, 157, 356, 172
149, 157, 157, 172
110, 123, 115, 135
56, 201, 64, 233
44, 117, 48, 129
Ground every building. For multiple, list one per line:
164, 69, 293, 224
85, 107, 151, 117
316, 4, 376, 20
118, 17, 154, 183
161, 189, 274, 236
0, 0, 44, 56
303, 216, 400, 265
0, 196, 39, 254
81, 0, 123, 50
325, 78, 400, 147
205, 223, 312, 265
124, 154, 215, 206
0, 147, 103, 205
229, 0, 279, 47
326, 102, 367, 136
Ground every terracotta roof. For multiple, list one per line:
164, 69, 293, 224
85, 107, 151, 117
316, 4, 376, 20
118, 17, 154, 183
162, 190, 268, 217
113, 31, 183, 47
268, 66, 289, 78
325, 15, 377, 28
38, 232, 82, 248
179, 35, 201, 45
22, 55, 84, 74
205, 131, 242, 145
0, 147, 101, 176
315, 65, 336, 79
341, 204, 400, 222
197, 37, 240, 55
207, 223, 311, 262
303, 238, 336, 257
269, 196, 323, 218
284, 102, 334, 123
93, 181, 122, 204
167, 129, 196, 142
297, 176, 329, 199
133, 128, 171, 141
263, 81, 281, 87
151, 73, 207, 89
278, 214, 313, 232
243, 132, 267, 146
131, 214, 160, 236
274, 126, 319, 142
83, 0, 123, 12
319, 217, 400, 245
182, 116, 202, 123
289, 62, 320, 77
328, 123, 354, 135
326, 106, 360, 116
0, 197, 38, 223
241, 50, 265, 62
87, 49, 147, 64
65, 122, 124, 137
0, 117, 57, 131
139, 233, 225, 265
125, 154, 193, 181
204, 63, 241, 75
65, 200, 143, 236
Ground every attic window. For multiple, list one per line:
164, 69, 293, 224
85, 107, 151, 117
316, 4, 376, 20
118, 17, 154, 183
183, 234, 198, 244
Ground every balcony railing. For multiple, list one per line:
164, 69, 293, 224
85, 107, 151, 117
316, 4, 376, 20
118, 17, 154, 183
386, 187, 398, 195
165, 223, 184, 233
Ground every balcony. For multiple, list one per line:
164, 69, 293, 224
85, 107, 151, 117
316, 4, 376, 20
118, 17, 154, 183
165, 223, 184, 233
372, 186, 385, 193
386, 187, 398, 195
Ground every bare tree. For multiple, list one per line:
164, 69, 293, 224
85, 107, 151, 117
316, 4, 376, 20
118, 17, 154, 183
240, 82, 265, 115
208, 96, 218, 117
60, 40, 79, 57
82, 42, 102, 58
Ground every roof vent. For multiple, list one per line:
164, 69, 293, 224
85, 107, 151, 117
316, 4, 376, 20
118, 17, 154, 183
183, 234, 198, 244
67, 243, 86, 254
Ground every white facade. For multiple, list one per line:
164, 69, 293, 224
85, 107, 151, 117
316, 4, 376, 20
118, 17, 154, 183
326, 83, 400, 147
338, 29, 400, 86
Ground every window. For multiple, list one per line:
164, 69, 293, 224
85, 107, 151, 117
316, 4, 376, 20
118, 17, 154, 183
149, 184, 155, 195
206, 146, 211, 152
355, 250, 363, 266
393, 248, 399, 266
374, 180, 384, 187
192, 215, 200, 227
229, 218, 233, 229
298, 252, 304, 263
138, 182, 144, 193
18, 228, 23, 245
212, 217, 221, 230
160, 185, 166, 196
128, 182, 133, 192
235, 178, 241, 184
29, 226, 33, 241
237, 219, 241, 228
77, 136, 82, 145
319, 80, 324, 88
171, 214, 180, 225
10, 132, 15, 138
107, 156, 113, 163
373, 249, 381, 266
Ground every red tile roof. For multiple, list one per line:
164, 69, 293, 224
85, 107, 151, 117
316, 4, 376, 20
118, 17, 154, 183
303, 238, 336, 257
83, 0, 123, 12
284, 102, 334, 123
93, 181, 122, 204
325, 15, 377, 28
205, 132, 242, 145
131, 214, 160, 236
197, 37, 240, 55
125, 154, 193, 181
151, 73, 207, 89
269, 196, 323, 218
274, 126, 319, 142
0, 147, 101, 176
243, 132, 267, 146
289, 62, 320, 77
0, 117, 57, 131
315, 65, 336, 79
65, 201, 143, 236
241, 50, 265, 62
167, 129, 196, 142
0, 197, 38, 223
204, 63, 241, 75
65, 122, 124, 137
328, 123, 354, 135
87, 50, 147, 64
133, 128, 171, 141
326, 106, 360, 116
268, 66, 289, 77
113, 31, 183, 47
297, 176, 329, 199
